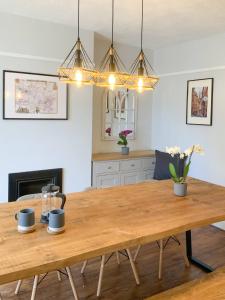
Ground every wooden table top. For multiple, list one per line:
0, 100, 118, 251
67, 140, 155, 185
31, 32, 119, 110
1, 178, 225, 285
92, 150, 155, 161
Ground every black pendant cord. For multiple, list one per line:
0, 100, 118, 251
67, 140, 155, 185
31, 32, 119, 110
111, 0, 114, 46
141, 0, 144, 51
77, 0, 80, 39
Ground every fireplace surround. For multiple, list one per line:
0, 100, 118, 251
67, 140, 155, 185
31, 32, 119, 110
8, 168, 62, 202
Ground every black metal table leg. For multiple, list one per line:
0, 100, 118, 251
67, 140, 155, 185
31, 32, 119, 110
186, 230, 214, 273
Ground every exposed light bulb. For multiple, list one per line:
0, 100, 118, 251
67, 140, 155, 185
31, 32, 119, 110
108, 73, 116, 86
138, 77, 143, 87
137, 77, 144, 93
75, 70, 83, 83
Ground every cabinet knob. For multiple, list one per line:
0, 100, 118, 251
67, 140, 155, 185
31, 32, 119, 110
108, 166, 112, 169
131, 164, 135, 167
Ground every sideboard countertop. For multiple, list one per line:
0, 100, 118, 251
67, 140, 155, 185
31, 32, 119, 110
92, 150, 155, 161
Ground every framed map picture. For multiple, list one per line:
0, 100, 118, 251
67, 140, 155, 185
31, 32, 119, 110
186, 78, 213, 126
3, 70, 68, 120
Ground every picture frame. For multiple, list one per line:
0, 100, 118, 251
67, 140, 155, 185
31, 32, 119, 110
3, 70, 68, 120
186, 78, 213, 126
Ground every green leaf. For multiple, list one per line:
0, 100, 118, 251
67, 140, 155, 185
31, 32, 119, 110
183, 161, 191, 179
117, 136, 127, 146
117, 140, 124, 145
169, 163, 177, 179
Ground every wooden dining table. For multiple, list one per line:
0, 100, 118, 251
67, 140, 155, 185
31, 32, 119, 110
1, 177, 225, 286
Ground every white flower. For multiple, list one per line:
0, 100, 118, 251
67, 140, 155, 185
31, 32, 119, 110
166, 146, 181, 156
193, 144, 204, 155
184, 147, 193, 157
180, 153, 185, 159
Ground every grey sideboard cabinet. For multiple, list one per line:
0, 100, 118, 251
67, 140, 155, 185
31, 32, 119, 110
92, 150, 156, 188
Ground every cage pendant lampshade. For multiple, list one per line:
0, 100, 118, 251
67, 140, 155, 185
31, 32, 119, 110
126, 50, 159, 92
58, 0, 96, 85
126, 0, 159, 93
95, 44, 128, 89
95, 0, 128, 89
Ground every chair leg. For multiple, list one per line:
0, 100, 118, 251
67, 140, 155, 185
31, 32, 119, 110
116, 251, 120, 265
57, 271, 62, 281
133, 245, 141, 262
97, 255, 105, 297
158, 239, 163, 280
31, 275, 39, 300
15, 280, 22, 295
126, 249, 140, 285
66, 267, 79, 300
81, 260, 88, 274
175, 236, 190, 267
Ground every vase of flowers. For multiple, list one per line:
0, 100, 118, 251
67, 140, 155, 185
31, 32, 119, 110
166, 144, 204, 197
117, 130, 133, 155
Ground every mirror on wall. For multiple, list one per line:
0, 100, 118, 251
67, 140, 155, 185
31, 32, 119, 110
102, 88, 137, 140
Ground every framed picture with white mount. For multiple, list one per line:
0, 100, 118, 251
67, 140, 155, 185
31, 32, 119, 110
186, 78, 213, 126
3, 70, 68, 120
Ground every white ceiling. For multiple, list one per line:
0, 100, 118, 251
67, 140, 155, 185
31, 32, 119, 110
1, 0, 225, 49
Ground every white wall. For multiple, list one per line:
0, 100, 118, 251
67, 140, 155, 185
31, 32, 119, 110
0, 13, 94, 201
152, 32, 225, 229
92, 33, 154, 153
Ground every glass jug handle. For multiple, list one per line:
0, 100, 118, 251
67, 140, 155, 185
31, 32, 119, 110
56, 192, 66, 209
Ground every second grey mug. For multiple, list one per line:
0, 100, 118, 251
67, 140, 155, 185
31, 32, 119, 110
48, 209, 65, 234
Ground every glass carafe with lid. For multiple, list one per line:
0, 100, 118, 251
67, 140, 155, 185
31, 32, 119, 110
40, 183, 66, 224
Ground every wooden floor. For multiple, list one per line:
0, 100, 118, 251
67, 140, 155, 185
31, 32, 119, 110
1, 226, 225, 300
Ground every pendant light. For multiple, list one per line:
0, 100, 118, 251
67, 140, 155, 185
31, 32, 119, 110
126, 0, 159, 93
58, 0, 96, 85
95, 0, 128, 90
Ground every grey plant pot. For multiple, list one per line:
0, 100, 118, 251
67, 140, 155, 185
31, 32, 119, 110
174, 182, 187, 197
121, 146, 129, 155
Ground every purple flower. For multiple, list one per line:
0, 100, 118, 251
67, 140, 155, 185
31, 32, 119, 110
119, 129, 133, 137
105, 127, 111, 136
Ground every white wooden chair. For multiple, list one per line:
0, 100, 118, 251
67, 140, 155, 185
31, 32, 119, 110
82, 187, 140, 297
15, 193, 79, 300
133, 235, 190, 280
81, 250, 139, 297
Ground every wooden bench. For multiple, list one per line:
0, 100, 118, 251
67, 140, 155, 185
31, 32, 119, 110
146, 267, 225, 300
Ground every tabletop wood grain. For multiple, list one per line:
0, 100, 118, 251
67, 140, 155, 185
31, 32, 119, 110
1, 178, 225, 285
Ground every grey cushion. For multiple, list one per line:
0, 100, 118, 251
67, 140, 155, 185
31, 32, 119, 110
153, 150, 185, 180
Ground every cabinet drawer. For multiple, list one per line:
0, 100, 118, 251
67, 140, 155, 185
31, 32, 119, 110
93, 161, 120, 174
120, 159, 142, 172
142, 158, 156, 170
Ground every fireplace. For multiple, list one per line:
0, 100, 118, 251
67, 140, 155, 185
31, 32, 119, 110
8, 168, 62, 202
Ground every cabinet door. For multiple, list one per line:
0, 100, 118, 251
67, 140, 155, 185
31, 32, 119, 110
120, 172, 140, 185
142, 158, 156, 171
96, 174, 120, 188
140, 170, 154, 181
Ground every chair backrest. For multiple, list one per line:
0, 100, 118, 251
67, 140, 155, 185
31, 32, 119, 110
17, 193, 42, 201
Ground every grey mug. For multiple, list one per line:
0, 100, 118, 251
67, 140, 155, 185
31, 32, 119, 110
15, 208, 35, 233
48, 209, 65, 233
